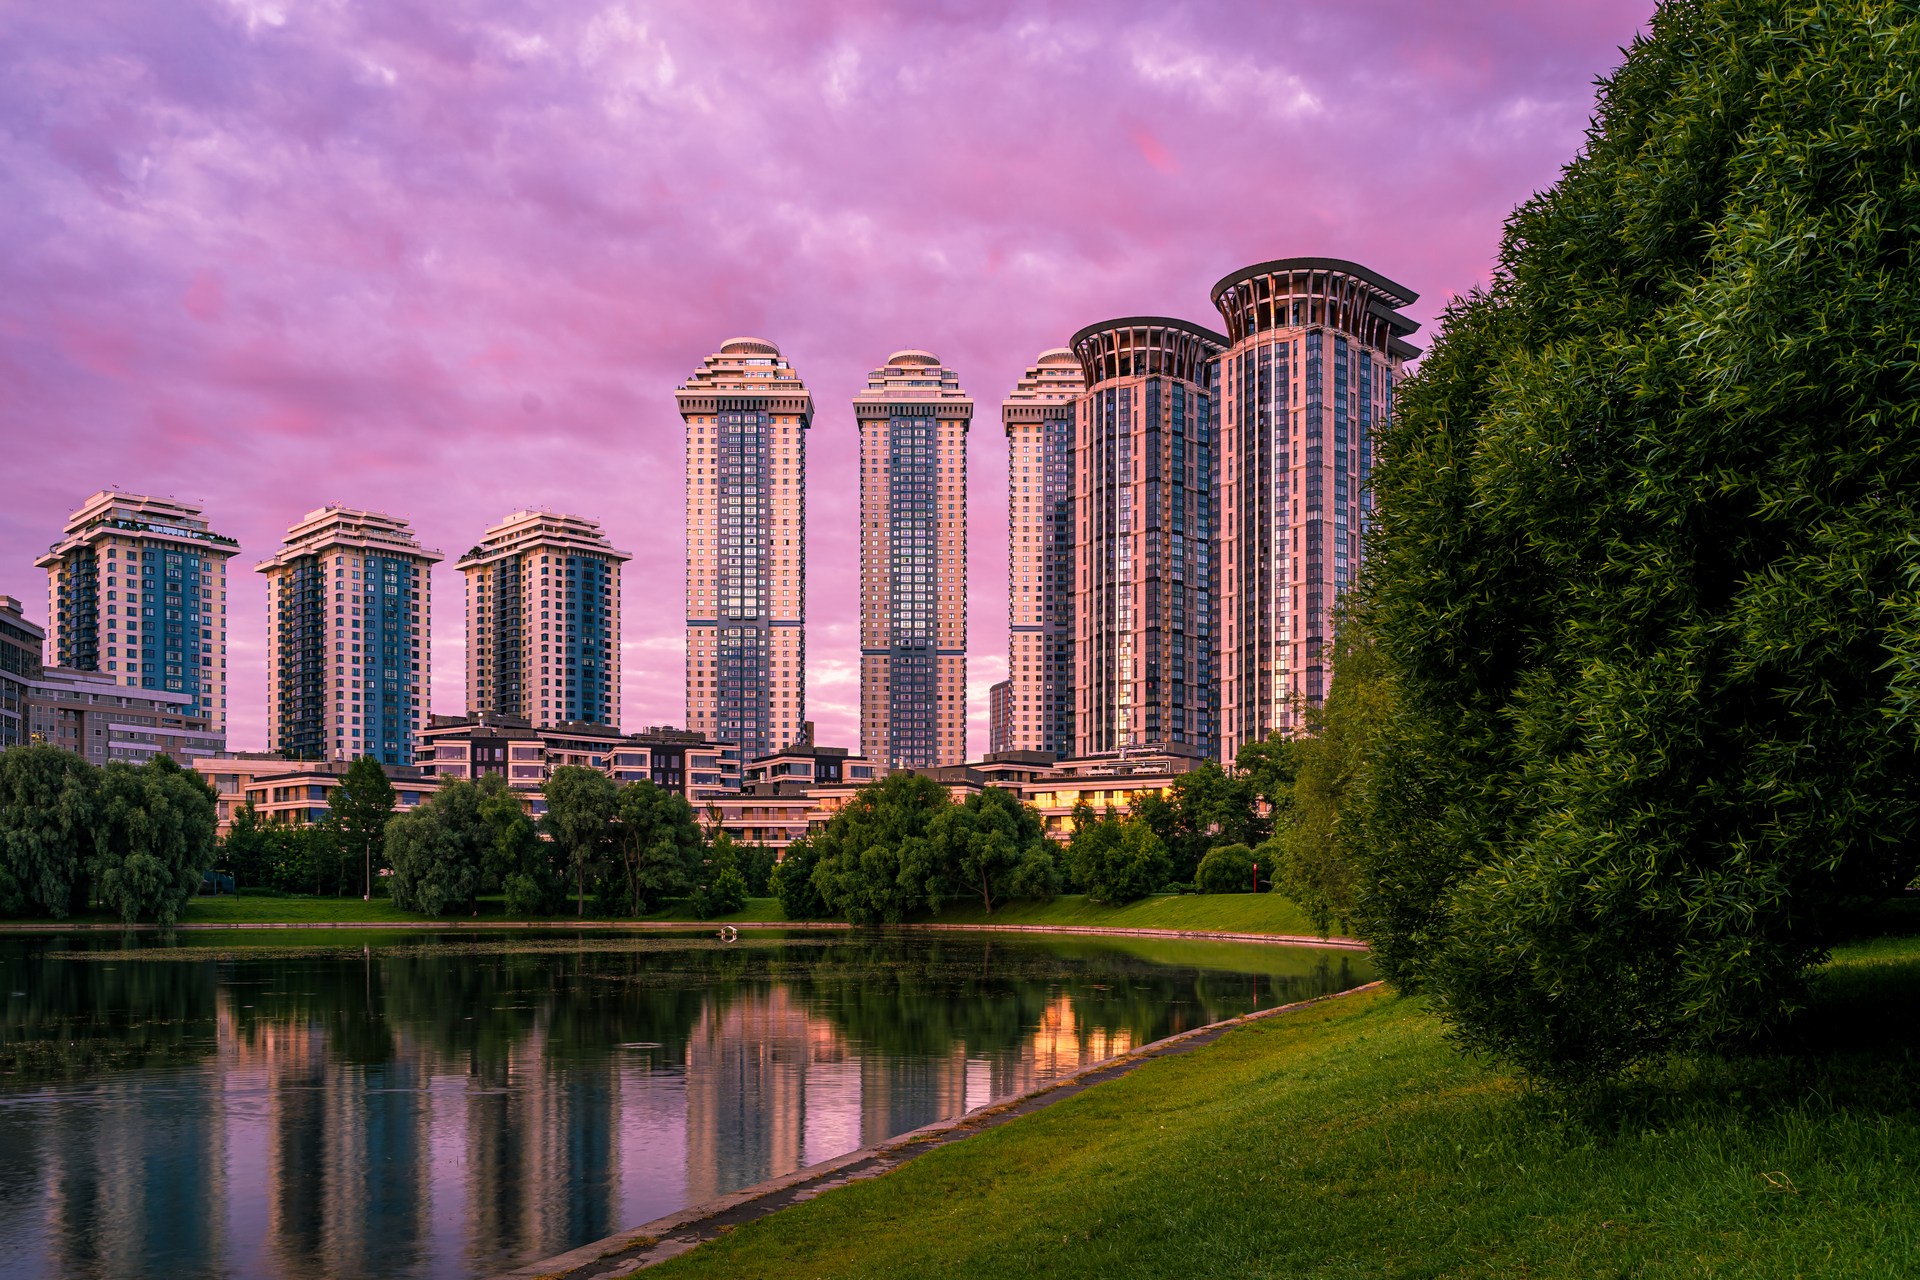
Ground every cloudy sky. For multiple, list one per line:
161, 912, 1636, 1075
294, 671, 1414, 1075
0, 0, 1655, 754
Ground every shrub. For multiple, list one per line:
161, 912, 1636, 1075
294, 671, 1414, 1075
1357, 0, 1920, 1081
1196, 843, 1263, 895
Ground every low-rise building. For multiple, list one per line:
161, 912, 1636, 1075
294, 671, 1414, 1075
0, 595, 44, 749
421, 714, 742, 809
1018, 746, 1209, 838
193, 754, 441, 831
24, 665, 223, 767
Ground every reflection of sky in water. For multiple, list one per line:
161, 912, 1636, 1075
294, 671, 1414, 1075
0, 932, 1370, 1279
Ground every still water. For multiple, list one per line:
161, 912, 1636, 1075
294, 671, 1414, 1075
0, 929, 1371, 1279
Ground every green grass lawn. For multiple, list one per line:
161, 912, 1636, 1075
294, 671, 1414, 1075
11, 891, 1322, 934
649, 935, 1920, 1280
924, 892, 1325, 937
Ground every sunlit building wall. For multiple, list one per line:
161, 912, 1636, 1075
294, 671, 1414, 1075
34, 490, 237, 738
1001, 347, 1083, 758
678, 338, 812, 760
854, 349, 972, 769
457, 510, 630, 729
1067, 318, 1224, 760
256, 506, 440, 765
1210, 258, 1419, 754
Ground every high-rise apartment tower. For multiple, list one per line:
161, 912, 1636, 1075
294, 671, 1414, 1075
678, 338, 811, 760
457, 511, 630, 728
1068, 319, 1224, 759
1001, 347, 1084, 758
35, 491, 238, 736
855, 350, 972, 769
257, 506, 440, 764
1210, 257, 1418, 757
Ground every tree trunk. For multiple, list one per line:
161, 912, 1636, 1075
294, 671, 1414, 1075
981, 871, 992, 915
577, 862, 584, 917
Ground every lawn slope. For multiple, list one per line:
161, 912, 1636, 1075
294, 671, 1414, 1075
650, 937, 1920, 1280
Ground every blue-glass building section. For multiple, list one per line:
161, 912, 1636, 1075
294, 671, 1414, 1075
358, 554, 419, 765
1043, 411, 1074, 757
279, 555, 326, 760
118, 546, 211, 712
1333, 335, 1351, 595
561, 554, 612, 725
58, 548, 100, 670
1304, 330, 1326, 699
493, 556, 525, 717
888, 412, 937, 767
717, 409, 772, 758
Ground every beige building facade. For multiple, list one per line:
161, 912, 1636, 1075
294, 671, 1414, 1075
678, 338, 811, 760
35, 490, 237, 737
256, 506, 439, 765
1210, 258, 1418, 755
1000, 347, 1083, 758
457, 510, 630, 729
1067, 318, 1224, 760
854, 350, 971, 769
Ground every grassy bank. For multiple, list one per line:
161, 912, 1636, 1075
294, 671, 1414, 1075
6, 891, 1324, 935
924, 892, 1323, 937
650, 936, 1920, 1279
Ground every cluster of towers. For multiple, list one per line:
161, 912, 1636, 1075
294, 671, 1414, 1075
33, 493, 629, 766
683, 256, 1420, 772
27, 256, 1416, 773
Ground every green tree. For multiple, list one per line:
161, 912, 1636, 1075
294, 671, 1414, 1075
613, 780, 701, 915
809, 773, 953, 923
386, 779, 487, 916
1196, 843, 1264, 895
1132, 762, 1267, 882
220, 800, 270, 892
0, 745, 98, 918
1235, 732, 1299, 829
1276, 621, 1388, 937
542, 766, 618, 916
1067, 804, 1171, 905
475, 776, 561, 915
327, 756, 396, 900
771, 834, 828, 919
88, 755, 218, 924
1357, 0, 1920, 1082
929, 786, 1052, 914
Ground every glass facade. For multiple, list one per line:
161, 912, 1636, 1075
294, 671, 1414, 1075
716, 408, 773, 756
886, 412, 938, 767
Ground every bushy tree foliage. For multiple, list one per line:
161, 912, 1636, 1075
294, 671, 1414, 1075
1131, 762, 1267, 882
1196, 843, 1265, 895
475, 775, 562, 915
1274, 622, 1387, 937
86, 756, 218, 925
542, 766, 619, 917
1067, 804, 1171, 905
219, 800, 270, 891
386, 779, 488, 916
0, 746, 99, 918
771, 834, 828, 919
810, 773, 952, 923
1357, 0, 1920, 1081
929, 786, 1056, 914
608, 779, 701, 915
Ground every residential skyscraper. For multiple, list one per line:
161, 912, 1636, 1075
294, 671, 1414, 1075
257, 506, 440, 764
678, 338, 811, 760
456, 510, 630, 728
1210, 258, 1418, 756
1068, 318, 1224, 759
35, 491, 238, 735
1000, 347, 1084, 758
854, 349, 971, 769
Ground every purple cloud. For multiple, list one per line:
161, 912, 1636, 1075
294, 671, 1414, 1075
0, 0, 1655, 754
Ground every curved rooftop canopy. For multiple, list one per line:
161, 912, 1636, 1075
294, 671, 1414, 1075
718, 336, 781, 357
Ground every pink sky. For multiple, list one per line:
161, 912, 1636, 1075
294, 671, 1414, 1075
0, 0, 1655, 756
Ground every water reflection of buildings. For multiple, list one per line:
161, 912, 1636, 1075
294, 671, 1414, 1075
3, 956, 1301, 1280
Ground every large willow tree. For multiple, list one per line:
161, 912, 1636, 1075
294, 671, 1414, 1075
1359, 0, 1920, 1080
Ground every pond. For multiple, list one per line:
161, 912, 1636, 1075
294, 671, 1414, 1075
0, 928, 1373, 1279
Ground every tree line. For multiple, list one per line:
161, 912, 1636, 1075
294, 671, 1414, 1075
0, 745, 218, 924
221, 761, 768, 918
